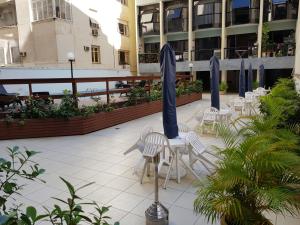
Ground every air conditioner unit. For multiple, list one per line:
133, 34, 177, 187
92, 29, 98, 37
213, 49, 221, 59
20, 52, 27, 57
83, 46, 90, 51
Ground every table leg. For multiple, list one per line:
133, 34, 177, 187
176, 148, 180, 183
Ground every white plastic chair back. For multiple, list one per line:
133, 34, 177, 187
143, 132, 168, 157
203, 107, 218, 122
140, 127, 153, 142
245, 92, 254, 100
234, 97, 244, 107
186, 131, 206, 155
178, 123, 191, 133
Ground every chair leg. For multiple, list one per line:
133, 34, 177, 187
123, 143, 138, 155
140, 159, 148, 184
163, 154, 174, 189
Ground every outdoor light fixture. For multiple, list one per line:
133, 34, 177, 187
67, 52, 75, 79
188, 62, 194, 76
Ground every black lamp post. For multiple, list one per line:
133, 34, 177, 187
67, 52, 77, 107
67, 52, 75, 79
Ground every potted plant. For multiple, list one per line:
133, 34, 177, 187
252, 80, 259, 89
194, 114, 300, 225
261, 23, 270, 57
219, 82, 228, 94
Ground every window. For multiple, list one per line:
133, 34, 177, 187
32, 0, 71, 21
117, 0, 128, 6
90, 18, 99, 28
118, 22, 129, 36
118, 50, 129, 65
91, 45, 101, 64
11, 47, 21, 63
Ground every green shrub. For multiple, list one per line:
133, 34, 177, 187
219, 82, 228, 92
194, 116, 300, 225
260, 78, 300, 127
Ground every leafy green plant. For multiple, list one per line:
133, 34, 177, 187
45, 178, 119, 225
52, 90, 80, 119
23, 96, 53, 119
260, 78, 300, 127
194, 115, 300, 225
190, 80, 203, 93
0, 146, 45, 224
253, 81, 259, 89
126, 86, 147, 106
262, 23, 270, 53
219, 82, 228, 92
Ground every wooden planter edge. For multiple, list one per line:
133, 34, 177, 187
0, 93, 202, 140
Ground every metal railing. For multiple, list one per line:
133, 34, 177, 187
193, 13, 221, 29
0, 75, 192, 106
140, 22, 160, 36
226, 8, 259, 26
262, 42, 296, 57
193, 49, 217, 61
139, 53, 159, 63
165, 18, 188, 33
224, 46, 258, 59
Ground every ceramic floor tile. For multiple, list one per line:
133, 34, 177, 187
131, 198, 171, 217
174, 192, 197, 210
108, 192, 144, 212
119, 213, 145, 225
86, 186, 121, 204
169, 205, 199, 225
147, 187, 183, 205
105, 177, 136, 191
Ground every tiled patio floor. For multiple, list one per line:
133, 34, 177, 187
1, 94, 299, 225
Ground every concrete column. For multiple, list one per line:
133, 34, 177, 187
257, 0, 264, 58
159, 1, 166, 48
135, 4, 140, 75
221, 0, 227, 83
188, 0, 193, 61
294, 1, 300, 91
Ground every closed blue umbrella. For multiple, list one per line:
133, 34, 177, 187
259, 64, 265, 88
239, 59, 246, 97
210, 55, 220, 110
248, 63, 253, 92
0, 84, 7, 95
160, 43, 178, 139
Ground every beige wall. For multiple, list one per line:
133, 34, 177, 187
0, 0, 137, 75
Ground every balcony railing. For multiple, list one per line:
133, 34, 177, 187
193, 13, 221, 29
139, 53, 159, 63
226, 8, 259, 26
262, 42, 296, 57
165, 18, 188, 33
224, 46, 258, 59
140, 22, 160, 36
139, 51, 189, 63
193, 49, 216, 61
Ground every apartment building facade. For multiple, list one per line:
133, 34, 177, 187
0, 0, 137, 78
136, 0, 299, 91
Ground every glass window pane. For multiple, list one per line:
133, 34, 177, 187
66, 1, 71, 20
48, 0, 53, 17
11, 47, 20, 63
37, 1, 43, 20
55, 0, 60, 17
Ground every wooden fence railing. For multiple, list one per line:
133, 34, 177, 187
0, 75, 192, 105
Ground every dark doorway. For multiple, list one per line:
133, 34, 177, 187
265, 69, 293, 88
196, 71, 210, 92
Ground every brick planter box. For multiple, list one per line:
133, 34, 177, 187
0, 93, 202, 140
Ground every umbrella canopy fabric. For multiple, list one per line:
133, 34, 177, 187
0, 85, 8, 95
239, 59, 246, 97
247, 63, 253, 92
259, 64, 265, 88
160, 43, 179, 139
210, 55, 220, 110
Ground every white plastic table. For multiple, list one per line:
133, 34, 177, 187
166, 132, 188, 183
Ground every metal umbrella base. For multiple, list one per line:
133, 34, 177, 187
145, 202, 169, 225
145, 154, 169, 225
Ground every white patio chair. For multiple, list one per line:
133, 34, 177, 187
141, 132, 175, 189
178, 123, 191, 133
233, 97, 245, 115
199, 107, 219, 135
218, 104, 233, 124
185, 131, 220, 178
123, 127, 153, 155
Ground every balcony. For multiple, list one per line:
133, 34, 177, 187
139, 53, 159, 63
194, 49, 221, 61
140, 22, 160, 36
193, 2, 221, 29
262, 42, 296, 57
226, 7, 259, 26
224, 45, 258, 59
270, 0, 298, 21
165, 18, 188, 33
139, 10, 160, 36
